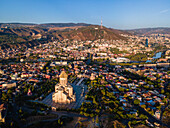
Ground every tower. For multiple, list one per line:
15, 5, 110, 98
59, 71, 68, 85
145, 39, 148, 47
101, 17, 103, 29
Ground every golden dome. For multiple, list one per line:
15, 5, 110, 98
59, 71, 68, 78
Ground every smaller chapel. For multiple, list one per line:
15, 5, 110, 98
52, 71, 76, 104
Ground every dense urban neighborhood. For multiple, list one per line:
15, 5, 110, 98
0, 23, 170, 128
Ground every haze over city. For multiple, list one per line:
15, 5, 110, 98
0, 0, 170, 29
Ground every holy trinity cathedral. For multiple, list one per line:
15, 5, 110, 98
52, 71, 76, 104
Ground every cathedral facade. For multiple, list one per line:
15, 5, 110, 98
52, 71, 76, 104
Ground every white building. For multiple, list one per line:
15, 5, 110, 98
52, 71, 76, 104
2, 82, 16, 89
111, 57, 130, 63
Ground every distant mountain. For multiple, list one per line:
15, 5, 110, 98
0, 23, 36, 28
125, 27, 170, 35
38, 23, 91, 28
0, 23, 128, 41
0, 23, 92, 37
0, 23, 91, 28
0, 23, 130, 49
1, 27, 48, 36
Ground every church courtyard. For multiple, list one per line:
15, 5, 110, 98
40, 78, 88, 110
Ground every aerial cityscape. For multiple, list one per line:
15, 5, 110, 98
0, 0, 170, 128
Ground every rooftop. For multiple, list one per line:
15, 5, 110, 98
59, 71, 68, 78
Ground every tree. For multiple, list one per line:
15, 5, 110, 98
58, 119, 61, 124
141, 104, 146, 109
123, 94, 127, 98
90, 113, 94, 117
96, 115, 99, 123
93, 97, 97, 105
1, 93, 8, 102
139, 114, 148, 120
19, 108, 22, 114
7, 89, 13, 99
119, 88, 125, 92
161, 89, 164, 94
134, 99, 140, 105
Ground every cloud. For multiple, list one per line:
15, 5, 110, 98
159, 9, 169, 14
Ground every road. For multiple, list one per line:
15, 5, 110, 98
160, 100, 169, 121
23, 115, 60, 128
23, 110, 88, 128
50, 111, 87, 118
138, 106, 170, 127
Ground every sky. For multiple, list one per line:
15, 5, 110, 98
0, 0, 170, 29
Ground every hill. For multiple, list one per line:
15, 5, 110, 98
37, 23, 91, 28
2, 23, 169, 50
0, 23, 91, 28
0, 23, 92, 37
0, 23, 130, 49
126, 27, 170, 35
0, 23, 36, 28
51, 25, 128, 41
